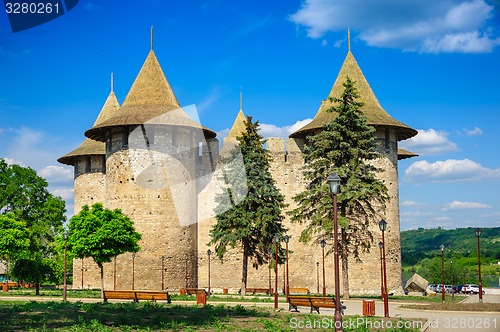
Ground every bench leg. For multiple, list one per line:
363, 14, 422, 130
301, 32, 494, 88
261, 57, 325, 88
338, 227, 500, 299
289, 303, 299, 312
310, 305, 320, 314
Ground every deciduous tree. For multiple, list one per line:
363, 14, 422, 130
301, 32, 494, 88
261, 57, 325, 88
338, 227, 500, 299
67, 203, 141, 298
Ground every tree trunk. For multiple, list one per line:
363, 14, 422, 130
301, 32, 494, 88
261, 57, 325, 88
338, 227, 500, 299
341, 229, 350, 299
35, 283, 40, 296
98, 262, 104, 299
241, 241, 249, 295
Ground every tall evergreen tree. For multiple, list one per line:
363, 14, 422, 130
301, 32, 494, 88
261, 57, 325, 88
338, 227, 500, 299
209, 116, 287, 294
289, 76, 389, 298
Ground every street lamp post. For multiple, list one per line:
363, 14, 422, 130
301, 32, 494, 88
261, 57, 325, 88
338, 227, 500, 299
378, 241, 384, 304
450, 258, 454, 300
316, 262, 320, 294
207, 249, 212, 297
440, 245, 445, 303
81, 258, 84, 289
161, 256, 165, 291
63, 231, 68, 301
379, 219, 389, 318
274, 233, 280, 309
185, 254, 189, 289
476, 228, 483, 303
463, 268, 467, 286
284, 235, 290, 299
114, 256, 117, 290
320, 239, 326, 297
327, 172, 342, 331
132, 253, 136, 290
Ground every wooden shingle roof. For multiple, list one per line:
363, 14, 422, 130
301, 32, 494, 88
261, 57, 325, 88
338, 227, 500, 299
58, 91, 120, 166
85, 51, 216, 141
290, 51, 417, 141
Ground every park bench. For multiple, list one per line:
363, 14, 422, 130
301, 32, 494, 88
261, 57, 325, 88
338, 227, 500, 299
103, 290, 171, 303
287, 296, 345, 314
0, 281, 19, 288
289, 287, 310, 295
185, 288, 208, 296
241, 287, 270, 295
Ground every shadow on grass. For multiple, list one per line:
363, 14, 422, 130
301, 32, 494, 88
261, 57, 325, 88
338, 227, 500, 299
0, 301, 270, 331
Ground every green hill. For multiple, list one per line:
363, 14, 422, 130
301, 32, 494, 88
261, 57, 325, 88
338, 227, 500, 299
401, 227, 500, 286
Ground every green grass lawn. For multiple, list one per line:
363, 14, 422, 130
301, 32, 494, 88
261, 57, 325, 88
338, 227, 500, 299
0, 300, 423, 331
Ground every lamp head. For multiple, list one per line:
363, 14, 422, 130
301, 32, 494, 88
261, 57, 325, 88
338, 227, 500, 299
284, 235, 289, 243
378, 241, 383, 249
64, 231, 68, 241
475, 228, 481, 237
440, 244, 444, 252
327, 172, 341, 194
207, 249, 212, 256
316, 262, 319, 267
320, 239, 326, 248
274, 233, 280, 243
379, 219, 387, 232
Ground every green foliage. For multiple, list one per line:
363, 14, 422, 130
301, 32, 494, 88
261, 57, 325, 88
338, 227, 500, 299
290, 76, 388, 248
0, 214, 30, 260
210, 116, 287, 290
11, 258, 59, 285
0, 159, 66, 258
67, 203, 141, 265
402, 227, 500, 286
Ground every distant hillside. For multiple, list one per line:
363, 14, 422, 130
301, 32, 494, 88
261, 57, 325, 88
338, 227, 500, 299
401, 227, 500, 266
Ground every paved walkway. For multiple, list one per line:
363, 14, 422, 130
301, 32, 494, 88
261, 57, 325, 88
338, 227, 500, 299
1, 294, 499, 331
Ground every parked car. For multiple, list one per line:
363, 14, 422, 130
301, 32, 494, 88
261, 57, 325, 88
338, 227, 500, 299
436, 284, 444, 293
453, 285, 463, 293
445, 285, 453, 293
462, 284, 485, 294
428, 284, 438, 292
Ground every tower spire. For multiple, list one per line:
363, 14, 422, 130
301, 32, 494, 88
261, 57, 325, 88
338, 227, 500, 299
239, 86, 243, 111
111, 72, 114, 92
150, 25, 154, 51
348, 27, 351, 52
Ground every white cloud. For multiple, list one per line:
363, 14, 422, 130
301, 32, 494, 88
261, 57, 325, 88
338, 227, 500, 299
401, 200, 420, 207
52, 188, 74, 201
290, 0, 500, 53
442, 200, 491, 210
461, 126, 483, 136
39, 165, 73, 184
217, 118, 313, 142
399, 129, 458, 155
405, 158, 500, 182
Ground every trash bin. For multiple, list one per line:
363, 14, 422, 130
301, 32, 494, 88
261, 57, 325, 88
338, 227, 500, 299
362, 300, 375, 316
223, 288, 228, 294
197, 292, 207, 305
179, 288, 186, 295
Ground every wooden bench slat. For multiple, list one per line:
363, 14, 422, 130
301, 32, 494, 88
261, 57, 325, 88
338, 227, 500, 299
287, 296, 342, 314
103, 290, 171, 304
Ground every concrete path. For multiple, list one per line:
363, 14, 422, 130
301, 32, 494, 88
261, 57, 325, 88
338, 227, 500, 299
1, 294, 499, 331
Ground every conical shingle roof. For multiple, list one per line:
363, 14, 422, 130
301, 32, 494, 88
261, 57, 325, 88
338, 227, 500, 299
226, 109, 246, 141
58, 91, 120, 166
85, 50, 216, 141
290, 52, 417, 141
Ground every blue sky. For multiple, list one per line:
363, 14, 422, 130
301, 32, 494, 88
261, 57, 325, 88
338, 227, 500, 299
0, 0, 499, 231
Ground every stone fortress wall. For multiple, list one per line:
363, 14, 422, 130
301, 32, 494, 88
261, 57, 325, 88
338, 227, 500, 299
61, 46, 415, 295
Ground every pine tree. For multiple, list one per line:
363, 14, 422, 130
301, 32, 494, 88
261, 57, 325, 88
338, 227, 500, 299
290, 76, 389, 298
209, 116, 287, 294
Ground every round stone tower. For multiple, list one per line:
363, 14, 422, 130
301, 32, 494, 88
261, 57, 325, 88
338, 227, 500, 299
85, 48, 217, 290
58, 83, 120, 289
289, 50, 418, 294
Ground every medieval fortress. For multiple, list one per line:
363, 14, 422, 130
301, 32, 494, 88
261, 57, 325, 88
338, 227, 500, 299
58, 38, 417, 295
